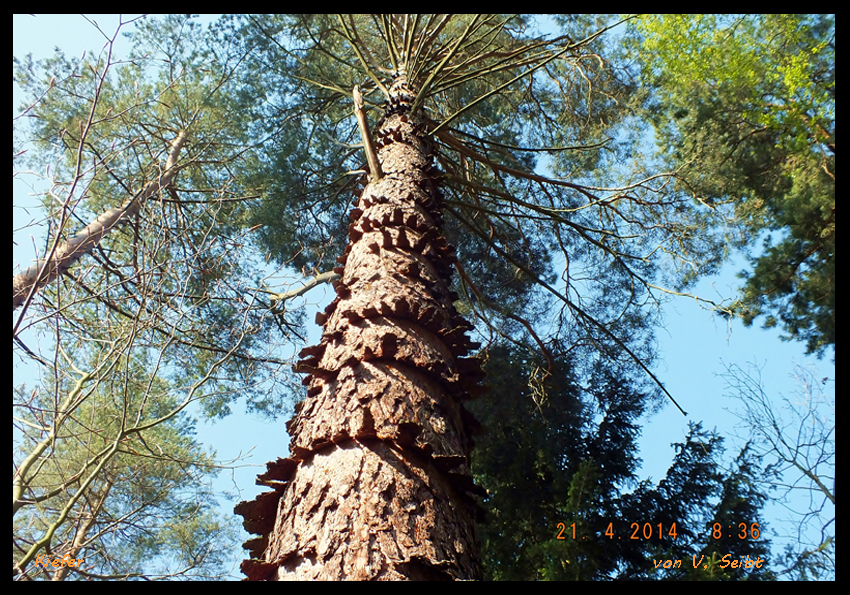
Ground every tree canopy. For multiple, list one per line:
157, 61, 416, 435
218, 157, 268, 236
631, 14, 835, 357
13, 14, 834, 580
470, 343, 775, 580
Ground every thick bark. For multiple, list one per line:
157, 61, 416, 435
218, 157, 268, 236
236, 73, 484, 580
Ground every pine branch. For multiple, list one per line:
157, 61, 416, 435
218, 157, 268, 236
337, 15, 389, 96
353, 85, 382, 181
268, 270, 341, 309
444, 203, 689, 417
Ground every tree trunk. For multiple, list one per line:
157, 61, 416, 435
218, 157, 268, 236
236, 72, 484, 580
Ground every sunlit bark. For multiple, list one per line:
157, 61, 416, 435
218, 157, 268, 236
236, 72, 484, 580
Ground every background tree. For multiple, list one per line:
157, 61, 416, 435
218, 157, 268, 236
619, 15, 835, 579
13, 343, 239, 580
470, 343, 775, 580
721, 361, 834, 580
629, 14, 835, 357
13, 15, 297, 579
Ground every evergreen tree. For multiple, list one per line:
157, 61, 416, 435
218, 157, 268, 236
16, 15, 790, 580
629, 14, 835, 357
13, 339, 240, 580
226, 15, 702, 579
13, 15, 283, 579
470, 344, 774, 580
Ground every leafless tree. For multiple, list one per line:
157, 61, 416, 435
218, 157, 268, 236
723, 361, 835, 580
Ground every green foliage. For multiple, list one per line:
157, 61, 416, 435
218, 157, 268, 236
630, 15, 835, 356
470, 344, 775, 580
13, 15, 303, 418
198, 15, 702, 421
12, 14, 304, 579
13, 343, 240, 579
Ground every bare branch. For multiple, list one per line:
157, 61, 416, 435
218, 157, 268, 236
268, 270, 341, 308
13, 131, 187, 312
353, 85, 382, 181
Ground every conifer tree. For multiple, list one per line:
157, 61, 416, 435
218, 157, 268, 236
230, 15, 695, 580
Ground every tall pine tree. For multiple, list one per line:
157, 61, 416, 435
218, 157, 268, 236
230, 15, 696, 580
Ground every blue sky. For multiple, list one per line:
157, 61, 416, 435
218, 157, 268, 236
13, 14, 834, 579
